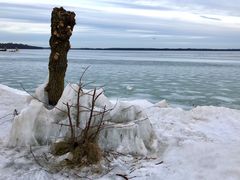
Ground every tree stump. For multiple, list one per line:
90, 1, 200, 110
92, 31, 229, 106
45, 7, 76, 106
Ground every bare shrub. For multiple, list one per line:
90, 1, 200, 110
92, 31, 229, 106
51, 68, 111, 166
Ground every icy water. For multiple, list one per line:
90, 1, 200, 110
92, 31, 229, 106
0, 49, 240, 109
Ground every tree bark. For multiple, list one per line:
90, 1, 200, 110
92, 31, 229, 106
45, 7, 76, 106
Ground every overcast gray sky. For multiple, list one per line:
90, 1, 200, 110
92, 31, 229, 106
0, 0, 240, 48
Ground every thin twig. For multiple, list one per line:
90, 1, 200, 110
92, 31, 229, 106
92, 105, 106, 140
20, 83, 67, 114
29, 146, 44, 167
128, 176, 138, 179
94, 91, 103, 101
116, 174, 128, 180
155, 161, 163, 165
66, 102, 75, 142
74, 173, 92, 180
0, 118, 14, 125
0, 113, 12, 120
81, 81, 96, 89
76, 84, 82, 127
84, 88, 96, 140
121, 105, 134, 112
78, 66, 90, 86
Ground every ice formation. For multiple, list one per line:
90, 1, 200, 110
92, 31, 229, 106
8, 84, 159, 155
2, 84, 240, 179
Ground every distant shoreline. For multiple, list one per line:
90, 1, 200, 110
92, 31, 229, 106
1, 43, 240, 51
71, 48, 240, 51
0, 43, 43, 49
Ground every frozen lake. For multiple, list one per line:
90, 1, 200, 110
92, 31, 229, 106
0, 49, 240, 109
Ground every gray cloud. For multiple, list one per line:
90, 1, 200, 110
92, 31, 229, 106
200, 16, 221, 21
0, 0, 240, 48
0, 2, 50, 23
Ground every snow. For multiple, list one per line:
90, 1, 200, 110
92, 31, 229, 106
0, 84, 240, 179
0, 84, 29, 139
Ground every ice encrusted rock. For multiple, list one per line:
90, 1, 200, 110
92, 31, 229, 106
8, 84, 159, 155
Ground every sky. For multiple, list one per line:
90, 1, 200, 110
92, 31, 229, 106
0, 0, 240, 48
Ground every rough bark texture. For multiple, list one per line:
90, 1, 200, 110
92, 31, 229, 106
45, 7, 76, 106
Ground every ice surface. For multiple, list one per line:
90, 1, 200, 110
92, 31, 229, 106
8, 84, 159, 155
1, 84, 240, 179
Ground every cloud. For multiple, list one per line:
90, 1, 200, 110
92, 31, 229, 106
0, 18, 50, 34
0, 0, 240, 48
200, 16, 222, 21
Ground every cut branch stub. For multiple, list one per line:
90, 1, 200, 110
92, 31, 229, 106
45, 7, 76, 106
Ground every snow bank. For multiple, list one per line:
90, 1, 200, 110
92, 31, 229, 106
0, 84, 29, 139
145, 105, 240, 146
1, 84, 240, 179
0, 84, 29, 113
8, 84, 159, 155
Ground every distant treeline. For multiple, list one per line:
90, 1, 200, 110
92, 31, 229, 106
0, 43, 43, 49
76, 48, 240, 51
1, 43, 240, 51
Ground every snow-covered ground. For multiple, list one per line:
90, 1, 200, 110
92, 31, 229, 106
0, 84, 240, 180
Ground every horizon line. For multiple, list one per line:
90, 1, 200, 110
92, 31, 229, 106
1, 43, 240, 51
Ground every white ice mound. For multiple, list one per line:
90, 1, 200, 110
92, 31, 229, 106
154, 99, 169, 108
8, 99, 54, 146
8, 84, 159, 155
0, 84, 29, 113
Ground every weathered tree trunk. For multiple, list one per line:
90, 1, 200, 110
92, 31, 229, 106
45, 7, 76, 106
